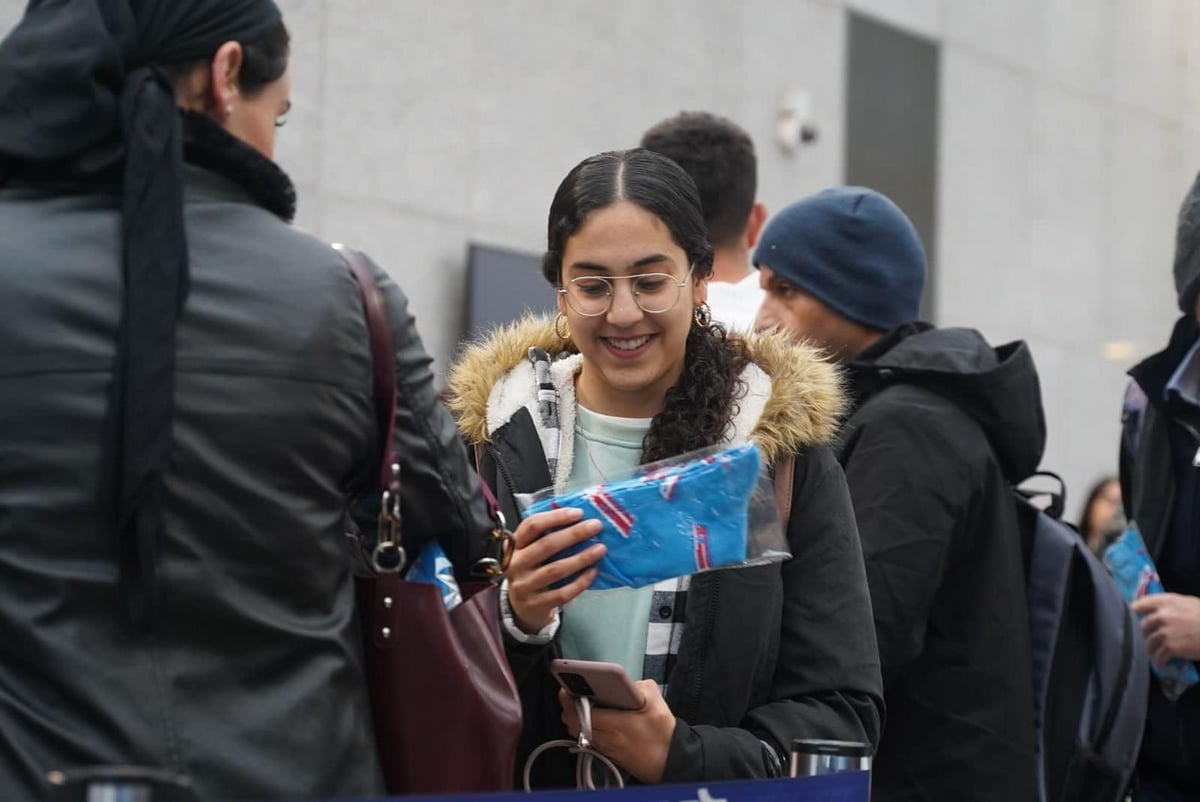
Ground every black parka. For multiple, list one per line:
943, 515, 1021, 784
839, 322, 1045, 802
448, 317, 885, 788
1121, 315, 1200, 797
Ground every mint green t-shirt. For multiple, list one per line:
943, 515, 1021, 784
558, 405, 654, 681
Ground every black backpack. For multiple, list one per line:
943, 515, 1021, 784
1015, 473, 1149, 802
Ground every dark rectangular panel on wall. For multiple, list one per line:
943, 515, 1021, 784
845, 12, 940, 321
463, 243, 555, 340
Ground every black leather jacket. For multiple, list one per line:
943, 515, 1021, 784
0, 161, 494, 800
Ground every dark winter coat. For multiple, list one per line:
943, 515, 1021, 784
1123, 315, 1200, 563
839, 322, 1044, 802
0, 123, 494, 801
448, 317, 885, 788
1122, 315, 1200, 798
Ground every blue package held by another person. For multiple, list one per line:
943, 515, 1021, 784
521, 442, 779, 590
1104, 524, 1200, 700
405, 541, 462, 611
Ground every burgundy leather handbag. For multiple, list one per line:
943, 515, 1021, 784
338, 245, 521, 794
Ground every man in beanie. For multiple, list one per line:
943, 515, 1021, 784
756, 187, 1044, 802
641, 111, 767, 331
1121, 173, 1200, 802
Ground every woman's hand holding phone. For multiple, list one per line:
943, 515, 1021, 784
558, 679, 677, 784
508, 507, 606, 633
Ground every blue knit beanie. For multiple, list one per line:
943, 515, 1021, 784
753, 187, 927, 332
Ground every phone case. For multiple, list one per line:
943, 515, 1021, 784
550, 659, 645, 711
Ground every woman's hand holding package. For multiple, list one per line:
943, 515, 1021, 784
559, 681, 676, 784
508, 508, 606, 634
1132, 592, 1200, 666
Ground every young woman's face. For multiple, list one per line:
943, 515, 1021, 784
559, 200, 707, 418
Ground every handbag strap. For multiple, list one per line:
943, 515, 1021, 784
337, 245, 406, 573
335, 245, 397, 490
336, 244, 511, 576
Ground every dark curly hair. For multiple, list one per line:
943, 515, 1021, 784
543, 148, 749, 463
640, 111, 757, 250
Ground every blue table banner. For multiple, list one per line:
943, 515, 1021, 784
322, 771, 869, 802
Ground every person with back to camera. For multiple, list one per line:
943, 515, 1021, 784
0, 1, 495, 800
448, 148, 884, 788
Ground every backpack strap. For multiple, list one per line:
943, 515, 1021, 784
774, 455, 795, 532
1016, 471, 1068, 521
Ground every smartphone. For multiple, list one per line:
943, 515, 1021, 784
550, 658, 645, 710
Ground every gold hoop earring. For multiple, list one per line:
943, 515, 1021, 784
554, 314, 570, 340
693, 303, 712, 328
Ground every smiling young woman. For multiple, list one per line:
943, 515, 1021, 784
559, 199, 706, 418
449, 149, 884, 789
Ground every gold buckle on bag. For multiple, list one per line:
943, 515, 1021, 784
373, 462, 406, 574
471, 509, 515, 578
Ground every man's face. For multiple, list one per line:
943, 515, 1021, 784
755, 265, 872, 361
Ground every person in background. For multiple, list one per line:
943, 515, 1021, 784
0, 2, 493, 799
1079, 475, 1124, 554
1121, 172, 1200, 802
755, 186, 1043, 802
449, 149, 883, 788
641, 111, 767, 332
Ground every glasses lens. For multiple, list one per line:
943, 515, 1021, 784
566, 277, 612, 316
633, 274, 681, 313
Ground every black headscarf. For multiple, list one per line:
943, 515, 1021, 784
0, 0, 284, 631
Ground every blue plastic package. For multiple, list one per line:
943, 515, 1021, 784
1104, 524, 1200, 700
521, 443, 773, 590
405, 541, 462, 611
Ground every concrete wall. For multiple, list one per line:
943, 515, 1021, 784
926, 0, 1200, 517
2, 0, 1194, 520
272, 0, 849, 375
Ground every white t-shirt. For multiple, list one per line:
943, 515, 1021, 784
706, 271, 764, 334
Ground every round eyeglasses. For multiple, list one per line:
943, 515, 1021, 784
558, 266, 696, 317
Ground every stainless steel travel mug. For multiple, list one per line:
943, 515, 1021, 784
789, 739, 872, 778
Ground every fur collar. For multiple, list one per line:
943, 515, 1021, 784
447, 315, 843, 468
180, 110, 296, 222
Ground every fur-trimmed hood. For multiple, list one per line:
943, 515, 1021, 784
447, 316, 842, 468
